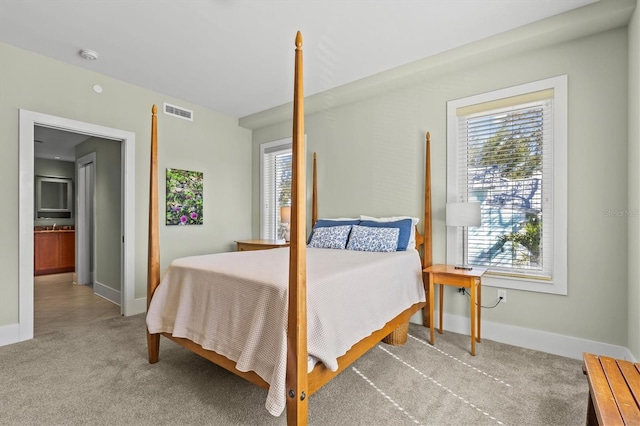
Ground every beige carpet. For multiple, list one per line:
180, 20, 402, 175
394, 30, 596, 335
0, 314, 588, 425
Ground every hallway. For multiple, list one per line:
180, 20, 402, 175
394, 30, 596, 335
34, 272, 121, 336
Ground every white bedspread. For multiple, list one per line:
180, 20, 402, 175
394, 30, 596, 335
146, 247, 425, 416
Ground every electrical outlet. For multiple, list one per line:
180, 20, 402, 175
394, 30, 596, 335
497, 289, 507, 303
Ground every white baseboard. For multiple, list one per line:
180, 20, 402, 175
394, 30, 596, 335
0, 323, 20, 347
413, 311, 635, 362
129, 297, 147, 316
63, 282, 147, 316
93, 281, 121, 306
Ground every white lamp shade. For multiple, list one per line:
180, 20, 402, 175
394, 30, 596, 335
446, 202, 481, 227
280, 206, 291, 224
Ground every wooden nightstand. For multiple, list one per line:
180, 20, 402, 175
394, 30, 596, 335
235, 239, 289, 251
423, 264, 487, 355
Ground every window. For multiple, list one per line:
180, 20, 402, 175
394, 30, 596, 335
260, 138, 292, 240
446, 75, 567, 294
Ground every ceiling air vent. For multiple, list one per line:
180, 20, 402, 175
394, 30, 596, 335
163, 102, 193, 121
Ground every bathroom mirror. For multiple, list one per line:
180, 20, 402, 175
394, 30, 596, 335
36, 176, 73, 219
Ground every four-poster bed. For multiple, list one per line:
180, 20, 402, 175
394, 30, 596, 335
145, 32, 433, 425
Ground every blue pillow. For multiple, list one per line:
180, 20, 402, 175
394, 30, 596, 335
358, 218, 412, 251
313, 219, 360, 228
346, 225, 399, 252
308, 219, 361, 243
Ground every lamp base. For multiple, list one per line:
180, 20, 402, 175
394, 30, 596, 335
455, 264, 473, 271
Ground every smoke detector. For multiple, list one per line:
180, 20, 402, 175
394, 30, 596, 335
79, 49, 99, 61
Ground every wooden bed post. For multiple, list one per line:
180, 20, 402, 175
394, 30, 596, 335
422, 131, 433, 328
286, 31, 309, 425
147, 104, 160, 363
423, 132, 432, 269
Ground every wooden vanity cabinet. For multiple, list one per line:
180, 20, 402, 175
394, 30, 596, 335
58, 231, 75, 271
34, 231, 75, 275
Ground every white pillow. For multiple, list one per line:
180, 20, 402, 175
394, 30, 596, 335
360, 215, 419, 250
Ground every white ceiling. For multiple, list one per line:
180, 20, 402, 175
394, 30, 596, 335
1, 0, 599, 122
33, 126, 91, 162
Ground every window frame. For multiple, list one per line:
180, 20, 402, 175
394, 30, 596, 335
259, 137, 293, 241
446, 75, 568, 295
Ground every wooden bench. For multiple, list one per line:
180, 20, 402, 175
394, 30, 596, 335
583, 353, 640, 425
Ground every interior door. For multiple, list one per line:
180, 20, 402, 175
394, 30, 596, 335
76, 154, 95, 286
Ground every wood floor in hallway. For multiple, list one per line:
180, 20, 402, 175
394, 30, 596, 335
34, 272, 121, 336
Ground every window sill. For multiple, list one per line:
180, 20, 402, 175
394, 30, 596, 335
481, 272, 567, 295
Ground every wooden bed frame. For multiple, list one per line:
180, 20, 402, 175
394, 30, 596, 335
146, 31, 432, 425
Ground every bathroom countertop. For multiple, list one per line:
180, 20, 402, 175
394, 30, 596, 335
34, 226, 75, 233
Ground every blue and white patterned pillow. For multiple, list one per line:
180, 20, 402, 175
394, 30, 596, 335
307, 225, 352, 249
358, 218, 413, 251
346, 225, 399, 252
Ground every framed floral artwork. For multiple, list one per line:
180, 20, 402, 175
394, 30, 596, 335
166, 168, 203, 225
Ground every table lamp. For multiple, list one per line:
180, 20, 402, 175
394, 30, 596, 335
446, 202, 481, 270
280, 206, 291, 242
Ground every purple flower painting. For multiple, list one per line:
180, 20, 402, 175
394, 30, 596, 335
166, 168, 203, 225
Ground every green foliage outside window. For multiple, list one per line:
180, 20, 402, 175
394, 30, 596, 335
498, 214, 541, 265
277, 154, 292, 207
472, 112, 542, 181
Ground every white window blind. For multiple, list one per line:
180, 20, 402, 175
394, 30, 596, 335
455, 90, 553, 279
260, 139, 292, 240
447, 75, 569, 295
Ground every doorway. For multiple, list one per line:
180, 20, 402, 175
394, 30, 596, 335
33, 272, 120, 336
18, 109, 137, 342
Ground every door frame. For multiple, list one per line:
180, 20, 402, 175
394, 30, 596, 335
19, 109, 136, 342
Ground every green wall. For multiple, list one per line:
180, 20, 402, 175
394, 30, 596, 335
250, 27, 633, 351
0, 41, 252, 328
